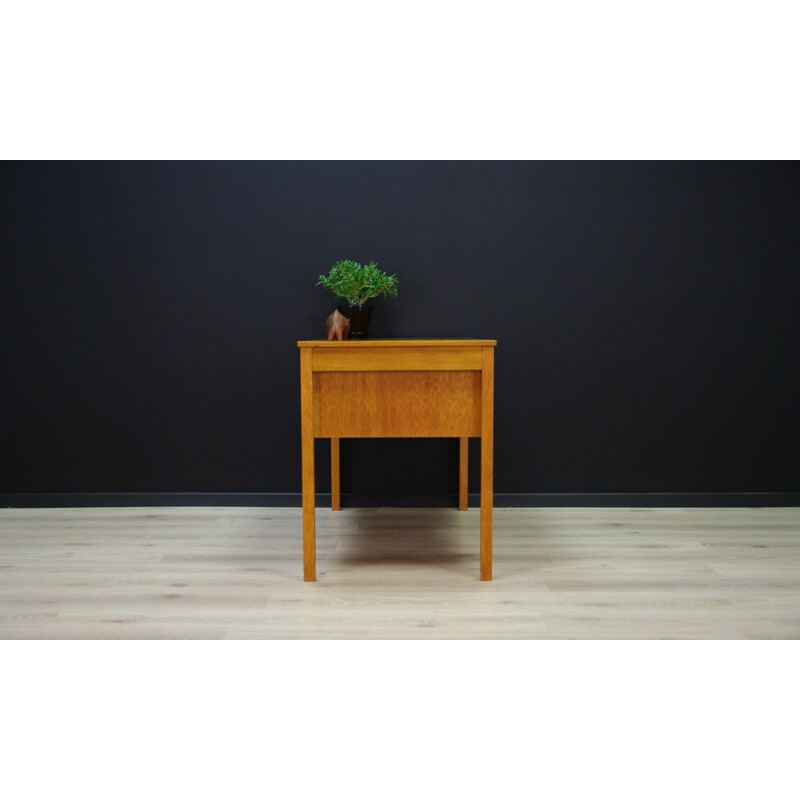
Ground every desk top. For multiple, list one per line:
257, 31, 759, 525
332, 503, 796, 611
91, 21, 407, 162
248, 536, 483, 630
298, 338, 497, 348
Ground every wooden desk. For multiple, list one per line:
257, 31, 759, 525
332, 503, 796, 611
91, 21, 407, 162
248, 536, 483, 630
298, 339, 496, 581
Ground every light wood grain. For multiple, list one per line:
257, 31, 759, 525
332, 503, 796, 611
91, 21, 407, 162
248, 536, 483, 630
300, 339, 496, 581
2, 506, 799, 639
480, 346, 494, 580
459, 437, 469, 511
314, 371, 482, 438
331, 438, 340, 511
311, 346, 483, 372
298, 339, 497, 348
300, 348, 315, 581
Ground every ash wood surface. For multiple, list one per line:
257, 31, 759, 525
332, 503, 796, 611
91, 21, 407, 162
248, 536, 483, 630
298, 339, 497, 348
312, 346, 483, 372
299, 339, 496, 581
300, 348, 315, 581
2, 506, 799, 639
480, 346, 494, 580
331, 438, 341, 511
459, 438, 469, 511
314, 371, 482, 438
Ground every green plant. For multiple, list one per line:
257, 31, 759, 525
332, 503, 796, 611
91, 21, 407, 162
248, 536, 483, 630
316, 259, 398, 309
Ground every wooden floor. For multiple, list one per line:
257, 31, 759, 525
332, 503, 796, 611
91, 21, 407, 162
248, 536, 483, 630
1, 506, 799, 639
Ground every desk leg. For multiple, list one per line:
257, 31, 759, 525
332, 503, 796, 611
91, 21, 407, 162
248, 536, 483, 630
300, 349, 316, 581
480, 347, 494, 581
331, 437, 341, 511
459, 437, 468, 511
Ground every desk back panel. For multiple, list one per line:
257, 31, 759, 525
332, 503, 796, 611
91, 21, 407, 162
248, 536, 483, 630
313, 371, 482, 438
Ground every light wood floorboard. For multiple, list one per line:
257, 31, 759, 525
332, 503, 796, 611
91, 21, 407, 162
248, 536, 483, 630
1, 506, 799, 639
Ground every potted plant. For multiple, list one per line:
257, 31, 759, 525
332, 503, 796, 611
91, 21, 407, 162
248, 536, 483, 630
316, 259, 399, 338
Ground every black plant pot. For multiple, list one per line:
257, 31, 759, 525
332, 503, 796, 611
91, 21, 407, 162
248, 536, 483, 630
345, 304, 372, 339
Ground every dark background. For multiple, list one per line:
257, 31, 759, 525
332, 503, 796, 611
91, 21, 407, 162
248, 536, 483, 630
2, 161, 799, 504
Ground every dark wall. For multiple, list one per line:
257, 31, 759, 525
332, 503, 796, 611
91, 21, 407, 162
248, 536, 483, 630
2, 161, 799, 500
